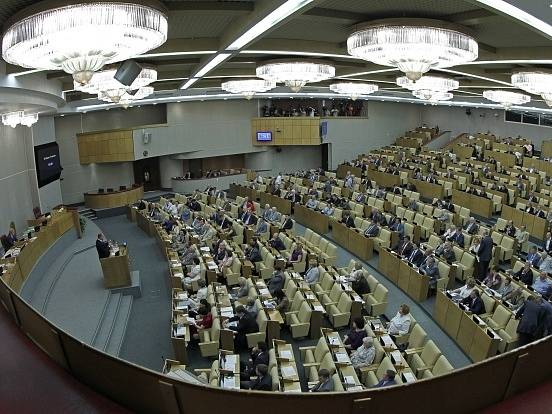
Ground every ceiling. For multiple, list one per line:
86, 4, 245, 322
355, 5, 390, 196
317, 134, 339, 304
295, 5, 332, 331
1, 0, 552, 111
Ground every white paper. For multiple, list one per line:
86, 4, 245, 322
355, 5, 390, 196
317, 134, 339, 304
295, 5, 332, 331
279, 350, 293, 360
281, 366, 296, 378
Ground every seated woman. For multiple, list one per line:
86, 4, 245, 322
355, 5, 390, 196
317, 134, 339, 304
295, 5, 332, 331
190, 300, 213, 338
273, 289, 289, 314
482, 268, 502, 290
343, 317, 367, 352
287, 243, 304, 267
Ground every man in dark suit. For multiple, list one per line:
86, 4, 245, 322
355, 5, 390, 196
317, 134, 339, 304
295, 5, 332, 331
514, 262, 534, 286
245, 241, 262, 263
527, 246, 542, 267
228, 305, 259, 351
373, 370, 397, 388
311, 368, 334, 392
397, 236, 414, 258
342, 212, 355, 228
464, 217, 479, 235
451, 228, 465, 247
407, 244, 424, 267
95, 233, 110, 259
241, 342, 269, 381
242, 364, 272, 391
281, 215, 293, 231
516, 296, 544, 346
364, 220, 380, 238
461, 290, 484, 315
477, 231, 493, 279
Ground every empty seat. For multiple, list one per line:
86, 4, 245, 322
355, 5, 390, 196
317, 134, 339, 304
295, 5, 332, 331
364, 284, 388, 316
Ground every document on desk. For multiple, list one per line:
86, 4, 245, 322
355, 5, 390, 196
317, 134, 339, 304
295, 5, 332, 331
402, 372, 417, 383
328, 336, 341, 346
343, 375, 356, 386
220, 376, 238, 389
172, 272, 183, 279
279, 350, 293, 360
224, 355, 237, 371
258, 288, 270, 296
335, 353, 350, 364
390, 350, 402, 364
313, 305, 325, 312
174, 325, 187, 338
281, 365, 297, 378
200, 247, 210, 252
227, 321, 238, 328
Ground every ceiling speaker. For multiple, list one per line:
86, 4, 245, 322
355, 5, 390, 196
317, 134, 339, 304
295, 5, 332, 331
115, 60, 142, 86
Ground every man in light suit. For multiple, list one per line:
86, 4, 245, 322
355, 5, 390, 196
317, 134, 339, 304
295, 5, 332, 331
254, 218, 268, 237
304, 259, 320, 285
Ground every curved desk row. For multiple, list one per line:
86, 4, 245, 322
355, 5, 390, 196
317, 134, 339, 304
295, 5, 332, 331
172, 174, 246, 194
84, 186, 144, 209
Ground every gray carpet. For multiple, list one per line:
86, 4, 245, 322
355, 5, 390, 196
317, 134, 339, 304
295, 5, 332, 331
96, 215, 174, 371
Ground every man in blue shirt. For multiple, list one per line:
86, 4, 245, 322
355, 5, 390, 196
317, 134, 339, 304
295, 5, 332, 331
532, 272, 552, 299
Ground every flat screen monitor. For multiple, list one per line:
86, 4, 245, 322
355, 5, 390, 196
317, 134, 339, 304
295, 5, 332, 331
256, 131, 272, 142
34, 142, 62, 188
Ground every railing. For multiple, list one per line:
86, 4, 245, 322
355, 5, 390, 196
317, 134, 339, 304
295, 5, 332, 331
0, 214, 550, 414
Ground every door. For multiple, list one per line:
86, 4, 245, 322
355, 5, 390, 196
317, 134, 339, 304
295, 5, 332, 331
134, 157, 161, 191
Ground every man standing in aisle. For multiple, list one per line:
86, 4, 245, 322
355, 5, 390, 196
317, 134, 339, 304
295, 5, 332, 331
477, 230, 493, 280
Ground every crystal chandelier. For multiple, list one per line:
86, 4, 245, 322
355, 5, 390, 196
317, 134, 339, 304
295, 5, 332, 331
256, 61, 335, 92
347, 19, 478, 81
1, 111, 38, 128
221, 79, 276, 100
397, 75, 459, 93
76, 67, 157, 103
113, 87, 155, 108
412, 90, 453, 102
483, 90, 530, 108
2, 2, 168, 85
511, 71, 552, 107
329, 82, 378, 100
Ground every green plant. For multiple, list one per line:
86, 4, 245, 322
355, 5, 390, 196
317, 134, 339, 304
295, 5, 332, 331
79, 217, 87, 234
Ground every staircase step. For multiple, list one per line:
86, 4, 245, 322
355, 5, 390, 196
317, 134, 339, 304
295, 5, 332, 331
105, 295, 133, 356
91, 294, 121, 351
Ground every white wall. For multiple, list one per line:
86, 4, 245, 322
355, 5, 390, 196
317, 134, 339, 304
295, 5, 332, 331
421, 106, 552, 150
325, 102, 421, 169
159, 156, 182, 189
0, 124, 35, 236
133, 100, 263, 160
55, 106, 166, 204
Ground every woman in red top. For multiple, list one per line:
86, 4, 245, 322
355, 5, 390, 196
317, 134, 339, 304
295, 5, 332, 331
191, 300, 213, 337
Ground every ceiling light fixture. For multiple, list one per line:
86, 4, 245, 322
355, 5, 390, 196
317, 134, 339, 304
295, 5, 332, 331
1, 111, 38, 128
76, 66, 157, 103
221, 79, 276, 99
256, 61, 335, 92
329, 82, 378, 100
412, 90, 453, 102
347, 18, 478, 81
227, 1, 314, 50
2, 1, 167, 85
511, 71, 552, 107
483, 90, 530, 108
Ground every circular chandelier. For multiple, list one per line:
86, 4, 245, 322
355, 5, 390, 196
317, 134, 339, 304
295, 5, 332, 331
76, 66, 157, 103
511, 71, 552, 107
397, 75, 459, 93
2, 1, 168, 85
329, 82, 378, 100
1, 111, 38, 128
412, 90, 453, 102
483, 90, 530, 108
347, 18, 478, 81
221, 79, 276, 100
256, 61, 335, 92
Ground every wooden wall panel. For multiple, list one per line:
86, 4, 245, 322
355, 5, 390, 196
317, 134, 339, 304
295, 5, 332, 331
251, 117, 320, 146
77, 129, 135, 164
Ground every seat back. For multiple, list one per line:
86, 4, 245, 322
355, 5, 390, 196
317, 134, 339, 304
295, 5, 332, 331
492, 304, 512, 327
298, 300, 313, 324
432, 355, 454, 376
420, 340, 441, 366
408, 324, 427, 349
329, 283, 344, 303
337, 293, 352, 313
374, 284, 388, 302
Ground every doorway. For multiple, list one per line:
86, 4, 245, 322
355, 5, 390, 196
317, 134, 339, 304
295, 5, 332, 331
133, 157, 161, 191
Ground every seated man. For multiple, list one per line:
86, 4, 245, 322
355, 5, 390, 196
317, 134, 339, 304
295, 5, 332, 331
341, 211, 355, 228
387, 304, 411, 336
373, 370, 397, 388
281, 215, 294, 231
310, 369, 334, 392
460, 289, 484, 314
436, 208, 450, 223
514, 261, 535, 286
532, 272, 552, 299
450, 227, 465, 247
254, 218, 268, 237
261, 204, 272, 221
304, 259, 320, 286
396, 236, 414, 257
245, 240, 262, 263
268, 232, 285, 251
389, 217, 404, 239
435, 241, 456, 264
363, 219, 380, 238
350, 337, 376, 370
442, 225, 457, 241
406, 244, 424, 267
320, 203, 334, 216
267, 264, 285, 296
305, 195, 318, 209
240, 342, 269, 381
269, 207, 281, 223
241, 364, 272, 391
419, 256, 440, 290
539, 252, 552, 274
227, 305, 259, 351
464, 217, 479, 235
527, 246, 542, 268
182, 257, 202, 290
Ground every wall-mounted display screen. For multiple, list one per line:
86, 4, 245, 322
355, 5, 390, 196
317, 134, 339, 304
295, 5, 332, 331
256, 131, 272, 142
34, 142, 62, 188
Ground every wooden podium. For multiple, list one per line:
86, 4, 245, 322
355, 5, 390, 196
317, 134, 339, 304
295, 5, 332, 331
100, 246, 131, 289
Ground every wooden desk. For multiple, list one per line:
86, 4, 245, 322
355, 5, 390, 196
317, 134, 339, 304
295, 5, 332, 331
501, 205, 549, 241
294, 204, 329, 235
259, 193, 292, 215
337, 164, 363, 179
84, 186, 144, 209
366, 170, 401, 188
126, 205, 137, 222
332, 222, 373, 261
100, 246, 131, 288
409, 178, 444, 200
452, 190, 493, 218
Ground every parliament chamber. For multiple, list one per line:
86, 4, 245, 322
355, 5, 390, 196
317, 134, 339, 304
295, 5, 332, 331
2, 0, 552, 413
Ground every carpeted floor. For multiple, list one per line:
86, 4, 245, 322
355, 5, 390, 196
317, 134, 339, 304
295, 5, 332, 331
96, 215, 174, 371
